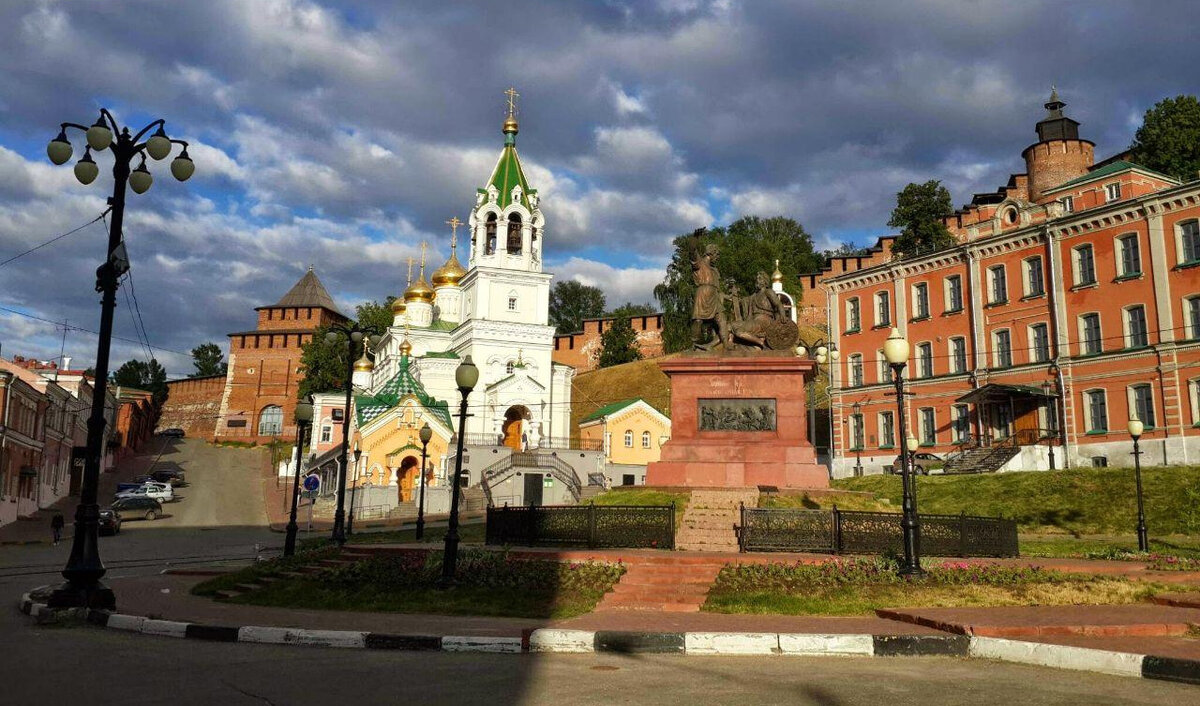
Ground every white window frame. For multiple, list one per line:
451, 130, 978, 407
1105, 182, 1122, 202
1084, 388, 1108, 433
846, 297, 861, 332
1023, 256, 1044, 298
992, 329, 1012, 368
919, 407, 936, 445
1060, 195, 1074, 213
1127, 384, 1157, 429
623, 430, 633, 448
1188, 377, 1200, 426
848, 354, 864, 388
1029, 322, 1050, 363
874, 291, 891, 327
952, 404, 970, 444
507, 295, 518, 311
1116, 233, 1142, 278
641, 431, 651, 449
916, 342, 933, 378
1179, 219, 1200, 265
1185, 295, 1200, 340
878, 411, 895, 448
876, 349, 888, 384
1123, 304, 1149, 349
911, 282, 930, 320
320, 425, 332, 443
1073, 243, 1097, 286
944, 274, 964, 312
988, 265, 1007, 304
949, 336, 967, 374
1078, 313, 1102, 356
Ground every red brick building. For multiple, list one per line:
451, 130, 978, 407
215, 268, 347, 442
552, 313, 664, 372
827, 92, 1200, 476
159, 374, 225, 439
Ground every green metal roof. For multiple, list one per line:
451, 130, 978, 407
428, 319, 458, 332
481, 139, 536, 210
581, 398, 642, 424
355, 355, 453, 429
421, 349, 460, 359
1050, 160, 1177, 192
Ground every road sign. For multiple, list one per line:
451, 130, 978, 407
303, 474, 320, 492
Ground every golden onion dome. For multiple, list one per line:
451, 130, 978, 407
432, 251, 467, 287
399, 337, 413, 356
390, 297, 407, 315
772, 259, 784, 284
353, 352, 374, 372
404, 274, 434, 303
502, 115, 519, 135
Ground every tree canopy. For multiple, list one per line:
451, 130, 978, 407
356, 296, 396, 334
607, 302, 656, 318
111, 358, 167, 402
1130, 95, 1200, 183
298, 326, 351, 400
189, 342, 227, 378
598, 316, 643, 368
887, 180, 957, 259
549, 280, 606, 334
653, 217, 823, 353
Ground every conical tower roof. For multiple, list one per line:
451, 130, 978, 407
270, 266, 342, 315
479, 88, 536, 210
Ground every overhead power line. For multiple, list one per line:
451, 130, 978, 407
0, 209, 111, 269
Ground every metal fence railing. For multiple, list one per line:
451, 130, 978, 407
486, 504, 674, 549
737, 506, 1018, 557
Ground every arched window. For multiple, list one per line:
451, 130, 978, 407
623, 430, 633, 448
485, 213, 498, 255
507, 213, 522, 255
506, 361, 515, 374
258, 405, 283, 436
641, 431, 651, 449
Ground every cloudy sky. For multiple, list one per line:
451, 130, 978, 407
0, 0, 1196, 377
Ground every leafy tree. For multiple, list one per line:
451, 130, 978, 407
1130, 95, 1200, 182
607, 302, 656, 318
823, 243, 872, 261
549, 280, 606, 334
887, 180, 957, 259
653, 217, 823, 352
189, 342, 227, 378
110, 358, 167, 402
298, 326, 352, 399
356, 296, 396, 334
598, 316, 643, 368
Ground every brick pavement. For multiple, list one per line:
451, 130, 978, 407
877, 605, 1200, 638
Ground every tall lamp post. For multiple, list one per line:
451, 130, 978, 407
45, 110, 194, 609
1128, 418, 1149, 552
416, 422, 432, 540
796, 339, 839, 471
284, 397, 313, 557
347, 438, 362, 536
1042, 380, 1058, 472
851, 401, 863, 477
441, 356, 479, 587
325, 324, 382, 546
884, 328, 923, 577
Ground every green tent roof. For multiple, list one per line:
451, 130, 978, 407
480, 136, 536, 211
581, 398, 643, 424
355, 355, 453, 429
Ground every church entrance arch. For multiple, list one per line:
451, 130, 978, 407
397, 456, 419, 503
502, 405, 531, 451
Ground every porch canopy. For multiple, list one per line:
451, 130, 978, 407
955, 383, 1054, 405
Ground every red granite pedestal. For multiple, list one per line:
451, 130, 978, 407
646, 354, 829, 489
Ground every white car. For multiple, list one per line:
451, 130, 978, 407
115, 482, 174, 503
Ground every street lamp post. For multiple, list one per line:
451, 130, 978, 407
851, 401, 863, 477
45, 110, 194, 609
796, 339, 839, 472
284, 398, 313, 557
1042, 380, 1057, 472
347, 438, 362, 536
1128, 418, 1149, 552
440, 356, 479, 587
325, 324, 382, 546
416, 422, 432, 540
884, 328, 924, 577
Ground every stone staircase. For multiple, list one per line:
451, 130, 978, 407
595, 556, 726, 613
675, 488, 759, 552
942, 445, 1021, 474
579, 485, 604, 502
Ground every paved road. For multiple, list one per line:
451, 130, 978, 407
130, 437, 270, 529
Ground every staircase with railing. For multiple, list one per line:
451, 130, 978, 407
942, 428, 1054, 475
478, 451, 583, 506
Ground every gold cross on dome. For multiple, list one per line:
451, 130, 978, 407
504, 87, 519, 117
446, 216, 462, 247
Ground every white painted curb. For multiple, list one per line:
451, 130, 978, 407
685, 632, 779, 655
779, 634, 873, 656
140, 619, 190, 638
106, 614, 146, 632
529, 629, 595, 653
970, 637, 1145, 678
288, 629, 368, 649
443, 636, 523, 653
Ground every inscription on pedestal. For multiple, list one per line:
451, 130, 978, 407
698, 398, 776, 432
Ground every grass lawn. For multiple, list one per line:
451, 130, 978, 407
832, 465, 1200, 536
758, 492, 894, 513
588, 488, 690, 528
1020, 534, 1200, 560
703, 558, 1167, 616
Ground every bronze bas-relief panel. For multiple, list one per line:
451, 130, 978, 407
698, 398, 777, 432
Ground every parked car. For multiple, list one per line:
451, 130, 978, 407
116, 481, 145, 493
99, 507, 122, 535
159, 428, 185, 438
110, 496, 164, 521
890, 452, 943, 475
150, 469, 186, 486
115, 482, 174, 503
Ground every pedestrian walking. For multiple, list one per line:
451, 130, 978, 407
50, 514, 65, 545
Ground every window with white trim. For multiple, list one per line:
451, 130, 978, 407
919, 408, 936, 445
1079, 313, 1102, 355
1189, 378, 1200, 426
1117, 234, 1141, 277
1105, 182, 1122, 202
1023, 256, 1044, 297
1060, 195, 1074, 213
850, 414, 864, 450
1129, 384, 1156, 429
848, 354, 864, 388
1182, 220, 1200, 264
912, 282, 930, 320
917, 342, 933, 378
623, 430, 633, 448
642, 431, 651, 449
878, 411, 895, 448
846, 298, 861, 332
875, 291, 891, 327
876, 349, 888, 384
988, 265, 1007, 304
952, 404, 970, 443
1085, 389, 1108, 433
507, 296, 518, 311
950, 337, 967, 374
1186, 296, 1200, 340
945, 275, 963, 312
1125, 305, 1149, 349
993, 329, 1012, 368
1073, 244, 1097, 286
1030, 323, 1050, 363
320, 425, 332, 443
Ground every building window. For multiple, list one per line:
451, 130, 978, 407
952, 405, 970, 443
623, 430, 633, 448
1182, 220, 1200, 264
1190, 378, 1200, 426
1105, 182, 1122, 202
850, 414, 864, 450
846, 298, 861, 332
988, 265, 1007, 304
876, 350, 888, 383
917, 342, 933, 378
1031, 323, 1050, 363
507, 213, 523, 255
1061, 195, 1074, 213
1074, 244, 1097, 286
1125, 305, 1149, 348
950, 337, 967, 374
258, 406, 283, 436
332, 408, 344, 422
993, 329, 1012, 368
320, 426, 332, 443
912, 282, 929, 320
875, 291, 891, 327
1024, 256, 1044, 297
506, 362, 515, 374
945, 275, 963, 312
1080, 313, 1102, 355
1186, 296, 1200, 340
879, 411, 895, 448
642, 431, 651, 449
1130, 384, 1156, 429
848, 354, 864, 388
508, 296, 518, 311
1085, 389, 1108, 433
920, 408, 936, 445
1118, 234, 1141, 277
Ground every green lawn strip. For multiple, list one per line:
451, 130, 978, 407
191, 547, 340, 597
758, 493, 894, 513
1019, 534, 1200, 560
702, 557, 1167, 616
832, 465, 1200, 535
588, 488, 690, 529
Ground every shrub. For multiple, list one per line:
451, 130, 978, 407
713, 557, 1058, 592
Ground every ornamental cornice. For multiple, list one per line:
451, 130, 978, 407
968, 229, 1045, 259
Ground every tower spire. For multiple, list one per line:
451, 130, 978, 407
502, 87, 520, 142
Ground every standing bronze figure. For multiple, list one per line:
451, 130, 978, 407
691, 244, 731, 350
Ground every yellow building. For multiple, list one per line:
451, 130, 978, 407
578, 398, 671, 467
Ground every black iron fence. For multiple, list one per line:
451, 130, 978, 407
461, 433, 603, 451
737, 506, 1018, 557
486, 504, 675, 549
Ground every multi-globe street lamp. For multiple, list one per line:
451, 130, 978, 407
325, 323, 382, 545
284, 397, 314, 557
440, 356, 479, 587
796, 339, 839, 472
1128, 417, 1150, 552
416, 422, 433, 540
347, 438, 363, 536
44, 110, 194, 609
883, 328, 924, 577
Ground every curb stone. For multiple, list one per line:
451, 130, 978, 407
15, 598, 1200, 685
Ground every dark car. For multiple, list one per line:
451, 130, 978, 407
99, 507, 122, 536
160, 428, 185, 438
150, 469, 186, 486
110, 496, 165, 521
891, 452, 943, 475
